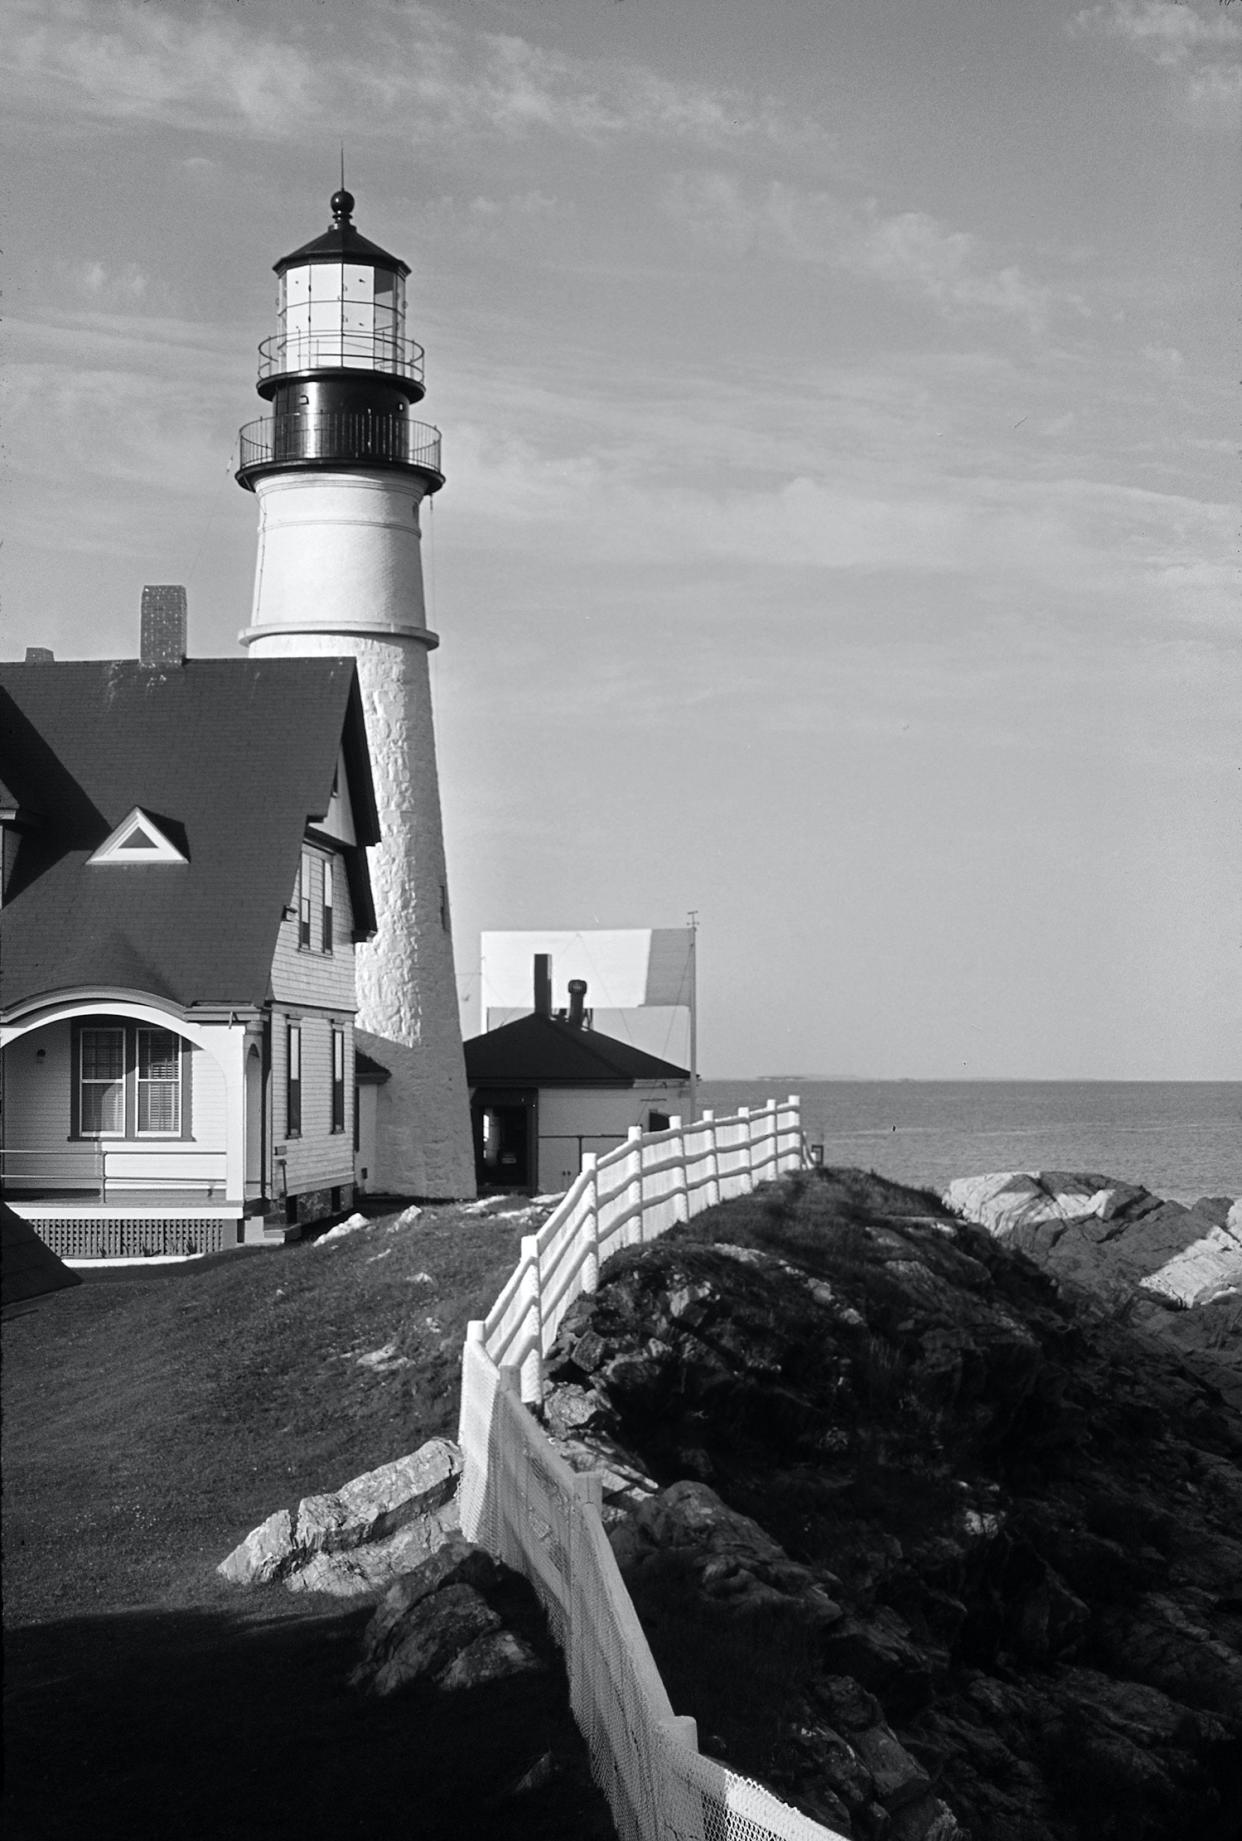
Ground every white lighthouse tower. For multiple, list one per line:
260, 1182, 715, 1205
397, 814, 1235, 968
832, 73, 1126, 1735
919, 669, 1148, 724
237, 189, 475, 1198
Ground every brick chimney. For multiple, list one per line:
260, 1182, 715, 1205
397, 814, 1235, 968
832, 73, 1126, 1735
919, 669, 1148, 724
24, 647, 54, 663
533, 954, 552, 1018
140, 585, 187, 666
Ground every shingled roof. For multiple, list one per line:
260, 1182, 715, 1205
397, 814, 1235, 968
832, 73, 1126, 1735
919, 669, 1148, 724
464, 1012, 689, 1087
0, 658, 379, 1015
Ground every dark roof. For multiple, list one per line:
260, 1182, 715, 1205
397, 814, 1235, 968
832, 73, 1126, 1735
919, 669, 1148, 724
0, 658, 379, 1015
276, 204, 409, 279
2, 1200, 82, 1312
464, 1013, 689, 1087
355, 1049, 392, 1084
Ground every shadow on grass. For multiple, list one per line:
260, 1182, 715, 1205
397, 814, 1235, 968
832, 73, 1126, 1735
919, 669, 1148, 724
4, 1595, 614, 1841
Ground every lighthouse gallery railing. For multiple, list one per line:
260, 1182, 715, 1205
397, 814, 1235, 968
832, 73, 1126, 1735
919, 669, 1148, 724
237, 412, 442, 475
457, 1100, 843, 1841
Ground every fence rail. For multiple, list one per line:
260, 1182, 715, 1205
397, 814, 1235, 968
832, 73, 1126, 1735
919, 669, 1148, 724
458, 1098, 846, 1841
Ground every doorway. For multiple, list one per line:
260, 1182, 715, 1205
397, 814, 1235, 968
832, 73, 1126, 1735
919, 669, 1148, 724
471, 1088, 537, 1191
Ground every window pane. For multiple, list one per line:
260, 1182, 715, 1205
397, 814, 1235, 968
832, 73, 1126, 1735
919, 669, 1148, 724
82, 1080, 124, 1134
81, 1027, 125, 1134
139, 1029, 179, 1080
82, 1029, 124, 1081
139, 1084, 179, 1133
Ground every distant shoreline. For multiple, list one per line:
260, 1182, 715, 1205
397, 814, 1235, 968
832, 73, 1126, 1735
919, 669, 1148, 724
706, 1076, 1240, 1087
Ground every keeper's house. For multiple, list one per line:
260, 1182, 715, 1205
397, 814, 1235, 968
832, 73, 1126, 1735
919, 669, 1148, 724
464, 957, 689, 1195
0, 606, 380, 1258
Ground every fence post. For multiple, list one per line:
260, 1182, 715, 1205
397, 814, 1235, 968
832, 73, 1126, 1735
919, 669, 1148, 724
519, 1236, 543, 1404
761, 1097, 777, 1181
626, 1125, 644, 1242
737, 1105, 752, 1191
660, 1713, 706, 1841
669, 1115, 689, 1222
784, 1093, 802, 1170
702, 1109, 720, 1208
581, 1153, 600, 1293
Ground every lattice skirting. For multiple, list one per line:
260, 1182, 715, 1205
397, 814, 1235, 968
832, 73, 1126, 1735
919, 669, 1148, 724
34, 1218, 238, 1259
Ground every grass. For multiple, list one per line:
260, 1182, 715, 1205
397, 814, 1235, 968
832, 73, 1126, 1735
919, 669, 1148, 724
2, 1201, 617, 1840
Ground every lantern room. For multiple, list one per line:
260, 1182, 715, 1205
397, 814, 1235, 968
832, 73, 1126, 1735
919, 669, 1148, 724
237, 189, 443, 494
256, 190, 424, 400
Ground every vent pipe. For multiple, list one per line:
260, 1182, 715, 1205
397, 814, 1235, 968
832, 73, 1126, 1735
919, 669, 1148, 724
567, 978, 587, 1029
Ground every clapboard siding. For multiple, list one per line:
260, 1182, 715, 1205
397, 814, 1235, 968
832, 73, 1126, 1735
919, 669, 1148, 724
271, 1007, 355, 1199
1, 1022, 227, 1191
2, 1025, 78, 1186
270, 848, 357, 1010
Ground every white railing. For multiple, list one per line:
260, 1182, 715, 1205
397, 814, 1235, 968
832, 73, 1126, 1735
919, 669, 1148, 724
0, 1144, 230, 1201
458, 1099, 846, 1841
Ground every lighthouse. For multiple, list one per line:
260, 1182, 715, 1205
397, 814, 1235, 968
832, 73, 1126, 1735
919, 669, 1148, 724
237, 189, 475, 1198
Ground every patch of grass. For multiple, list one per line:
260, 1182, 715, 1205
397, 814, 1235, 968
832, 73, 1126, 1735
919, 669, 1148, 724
2, 1202, 617, 1841
2, 1204, 528, 1621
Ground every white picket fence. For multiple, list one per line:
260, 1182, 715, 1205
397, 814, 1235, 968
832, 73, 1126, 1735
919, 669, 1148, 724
458, 1099, 849, 1841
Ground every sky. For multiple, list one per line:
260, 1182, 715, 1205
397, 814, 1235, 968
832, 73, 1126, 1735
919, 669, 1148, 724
1, 0, 1238, 1079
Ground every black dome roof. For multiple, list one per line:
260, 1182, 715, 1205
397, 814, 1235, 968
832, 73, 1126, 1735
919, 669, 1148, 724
274, 193, 410, 278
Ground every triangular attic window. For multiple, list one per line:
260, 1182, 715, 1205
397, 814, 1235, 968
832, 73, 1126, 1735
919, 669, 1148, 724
88, 808, 187, 866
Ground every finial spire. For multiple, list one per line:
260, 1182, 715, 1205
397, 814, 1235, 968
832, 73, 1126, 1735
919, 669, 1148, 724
330, 164, 355, 226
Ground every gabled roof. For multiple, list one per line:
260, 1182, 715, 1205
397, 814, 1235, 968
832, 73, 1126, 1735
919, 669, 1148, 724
0, 658, 380, 1015
464, 1012, 689, 1088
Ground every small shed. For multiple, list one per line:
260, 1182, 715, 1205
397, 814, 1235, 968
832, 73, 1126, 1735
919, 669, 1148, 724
463, 957, 689, 1193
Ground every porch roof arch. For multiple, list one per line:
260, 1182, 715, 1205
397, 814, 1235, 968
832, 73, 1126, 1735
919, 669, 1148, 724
0, 992, 258, 1084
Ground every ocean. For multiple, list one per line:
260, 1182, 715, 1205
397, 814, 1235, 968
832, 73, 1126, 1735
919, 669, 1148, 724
696, 1080, 1242, 1207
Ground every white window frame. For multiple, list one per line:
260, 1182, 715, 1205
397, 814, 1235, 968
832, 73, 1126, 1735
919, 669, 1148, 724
321, 857, 334, 953
299, 852, 313, 949
136, 1026, 183, 1136
79, 1026, 126, 1137
287, 1022, 302, 1137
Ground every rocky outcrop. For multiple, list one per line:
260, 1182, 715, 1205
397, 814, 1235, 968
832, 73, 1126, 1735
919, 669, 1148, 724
543, 1168, 1242, 1840
611, 1479, 959, 1838
349, 1532, 546, 1697
218, 1439, 461, 1596
943, 1172, 1242, 1308
944, 1172, 1242, 1410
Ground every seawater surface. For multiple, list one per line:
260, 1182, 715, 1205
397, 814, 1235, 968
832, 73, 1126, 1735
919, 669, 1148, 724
696, 1080, 1242, 1206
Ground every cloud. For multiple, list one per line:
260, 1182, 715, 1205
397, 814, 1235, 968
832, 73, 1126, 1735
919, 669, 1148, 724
0, 0, 827, 154
0, 0, 316, 133
664, 172, 1072, 331
1070, 1, 1242, 128
1071, 1, 1241, 66
73, 260, 150, 304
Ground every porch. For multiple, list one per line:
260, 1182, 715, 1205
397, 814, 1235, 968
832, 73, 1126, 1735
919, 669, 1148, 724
1, 1004, 263, 1256
6, 1199, 243, 1260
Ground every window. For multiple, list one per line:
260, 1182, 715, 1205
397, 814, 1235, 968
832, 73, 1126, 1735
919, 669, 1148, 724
80, 1028, 125, 1135
287, 1023, 302, 1137
75, 1022, 190, 1139
322, 858, 334, 953
137, 1028, 182, 1134
331, 1027, 346, 1133
299, 853, 313, 949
